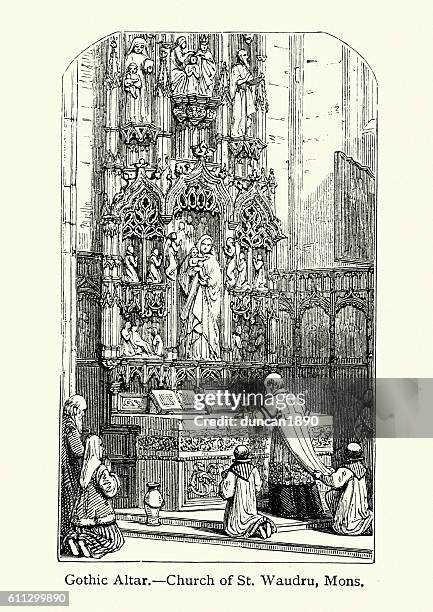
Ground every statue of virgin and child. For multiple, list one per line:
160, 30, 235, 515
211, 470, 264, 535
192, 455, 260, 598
178, 234, 222, 360
170, 35, 216, 97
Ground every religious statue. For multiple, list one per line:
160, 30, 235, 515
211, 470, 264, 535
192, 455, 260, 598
180, 235, 222, 360
147, 248, 162, 284
170, 36, 195, 95
224, 237, 238, 288
163, 232, 180, 281
196, 34, 216, 96
197, 215, 209, 238
150, 322, 164, 357
230, 49, 264, 137
124, 37, 154, 122
123, 63, 142, 98
176, 218, 194, 265
184, 215, 194, 242
253, 253, 267, 291
121, 322, 134, 356
235, 251, 249, 291
170, 35, 216, 97
232, 323, 242, 361
131, 322, 154, 356
124, 245, 140, 283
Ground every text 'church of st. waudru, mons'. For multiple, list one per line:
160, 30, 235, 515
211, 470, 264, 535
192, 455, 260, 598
60, 31, 377, 562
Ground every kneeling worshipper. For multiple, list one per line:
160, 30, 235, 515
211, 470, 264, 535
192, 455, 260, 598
314, 442, 373, 536
219, 445, 276, 539
67, 435, 125, 558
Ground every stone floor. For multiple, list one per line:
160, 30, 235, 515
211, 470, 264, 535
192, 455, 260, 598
102, 508, 374, 563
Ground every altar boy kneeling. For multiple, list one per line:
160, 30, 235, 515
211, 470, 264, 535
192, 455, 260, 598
219, 445, 276, 539
315, 442, 373, 536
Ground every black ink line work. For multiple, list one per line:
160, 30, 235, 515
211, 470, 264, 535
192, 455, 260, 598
60, 31, 377, 563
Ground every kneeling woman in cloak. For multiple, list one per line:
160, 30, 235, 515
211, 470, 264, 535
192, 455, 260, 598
68, 436, 124, 558
219, 445, 276, 539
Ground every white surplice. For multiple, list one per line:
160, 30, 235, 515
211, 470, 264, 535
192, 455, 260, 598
219, 465, 268, 538
322, 463, 373, 535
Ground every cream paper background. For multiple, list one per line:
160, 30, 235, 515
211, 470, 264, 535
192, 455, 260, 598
1, 1, 432, 610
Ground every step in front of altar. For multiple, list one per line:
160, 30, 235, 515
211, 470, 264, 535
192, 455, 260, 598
116, 508, 332, 533
115, 515, 372, 560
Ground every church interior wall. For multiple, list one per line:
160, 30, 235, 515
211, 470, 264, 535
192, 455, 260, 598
286, 33, 377, 271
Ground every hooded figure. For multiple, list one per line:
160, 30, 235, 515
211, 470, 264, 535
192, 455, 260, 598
219, 445, 276, 539
124, 37, 154, 122
315, 442, 373, 536
67, 436, 124, 558
60, 395, 86, 552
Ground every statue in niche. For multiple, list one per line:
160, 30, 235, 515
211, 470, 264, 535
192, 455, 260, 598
230, 49, 264, 137
197, 215, 210, 239
163, 232, 180, 281
170, 35, 216, 97
147, 248, 162, 284
121, 322, 136, 356
121, 321, 153, 357
184, 215, 194, 241
124, 37, 154, 122
196, 34, 216, 96
180, 235, 222, 360
235, 251, 249, 291
250, 316, 265, 361
131, 322, 154, 357
253, 253, 267, 291
150, 322, 164, 357
179, 245, 209, 298
124, 245, 140, 283
123, 63, 142, 98
224, 237, 239, 289
170, 36, 195, 95
176, 219, 195, 265
232, 323, 242, 361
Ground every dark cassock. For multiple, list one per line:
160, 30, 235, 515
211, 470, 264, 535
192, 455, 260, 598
219, 445, 276, 539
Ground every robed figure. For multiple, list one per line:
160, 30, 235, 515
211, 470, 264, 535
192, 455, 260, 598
60, 395, 87, 552
68, 436, 124, 558
124, 37, 154, 122
230, 49, 262, 137
219, 445, 276, 539
315, 443, 373, 536
180, 235, 221, 360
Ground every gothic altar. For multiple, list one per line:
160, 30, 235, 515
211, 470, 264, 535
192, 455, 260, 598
69, 32, 374, 514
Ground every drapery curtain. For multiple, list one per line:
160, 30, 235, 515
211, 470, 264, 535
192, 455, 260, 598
263, 395, 332, 476
279, 403, 332, 476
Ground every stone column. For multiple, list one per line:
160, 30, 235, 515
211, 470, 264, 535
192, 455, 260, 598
166, 277, 178, 361
217, 34, 230, 171
155, 44, 173, 196
100, 37, 123, 368
105, 37, 122, 202
61, 60, 79, 403
101, 214, 122, 366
